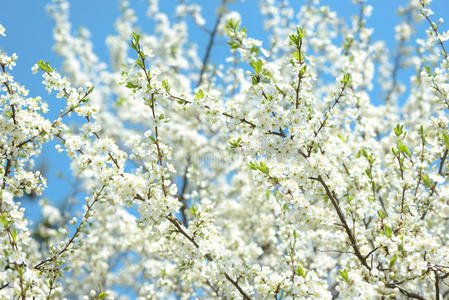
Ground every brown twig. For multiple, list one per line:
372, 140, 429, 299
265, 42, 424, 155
35, 184, 106, 270
197, 2, 224, 87
310, 175, 370, 270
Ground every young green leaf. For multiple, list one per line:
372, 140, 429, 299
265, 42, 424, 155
442, 131, 449, 149
195, 89, 204, 100
162, 79, 170, 93
389, 254, 397, 268
132, 32, 140, 44
229, 137, 242, 148
250, 59, 263, 75
396, 141, 411, 157
295, 265, 308, 279
342, 73, 351, 86
394, 124, 403, 137
384, 224, 392, 238
36, 60, 54, 73
377, 210, 386, 219
422, 174, 431, 188
126, 82, 139, 89
338, 269, 349, 283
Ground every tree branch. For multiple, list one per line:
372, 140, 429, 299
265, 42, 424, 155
310, 175, 370, 270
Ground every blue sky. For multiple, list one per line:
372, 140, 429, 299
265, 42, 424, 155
1, 0, 448, 223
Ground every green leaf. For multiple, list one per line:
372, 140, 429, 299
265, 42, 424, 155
250, 45, 259, 56
394, 124, 403, 137
228, 41, 240, 49
357, 148, 367, 158
295, 265, 307, 279
397, 141, 411, 157
126, 82, 139, 89
342, 73, 351, 86
258, 162, 269, 175
247, 161, 269, 175
384, 224, 392, 238
289, 26, 304, 47
0, 214, 9, 227
129, 41, 138, 52
136, 58, 145, 70
36, 60, 54, 73
343, 37, 354, 52
190, 205, 198, 217
289, 34, 299, 46
442, 131, 449, 149
132, 32, 140, 45
194, 89, 204, 100
377, 209, 387, 220
296, 26, 305, 40
225, 19, 239, 32
338, 269, 349, 283
389, 254, 397, 268
248, 161, 258, 171
293, 50, 300, 61
422, 174, 431, 188
11, 229, 17, 242
250, 59, 263, 75
391, 147, 398, 156
419, 125, 426, 143
251, 75, 259, 86
228, 137, 242, 148
365, 168, 372, 178
98, 291, 107, 299
87, 86, 95, 94
162, 79, 170, 93
419, 125, 424, 136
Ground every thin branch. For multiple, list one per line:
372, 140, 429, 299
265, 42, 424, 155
132, 37, 253, 299
310, 175, 370, 270
420, 4, 448, 59
435, 271, 440, 300
385, 283, 425, 300
168, 92, 291, 138
197, 2, 224, 87
35, 184, 106, 270
224, 273, 251, 300
178, 164, 190, 227
166, 215, 252, 299
306, 82, 349, 157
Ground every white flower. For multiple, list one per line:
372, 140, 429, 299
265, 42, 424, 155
0, 24, 6, 36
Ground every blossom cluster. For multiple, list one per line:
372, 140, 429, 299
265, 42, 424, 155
1, 0, 449, 298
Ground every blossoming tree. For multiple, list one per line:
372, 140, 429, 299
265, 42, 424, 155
1, 0, 449, 298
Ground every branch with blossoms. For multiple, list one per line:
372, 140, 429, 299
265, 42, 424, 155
2, 0, 449, 298
129, 32, 253, 299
